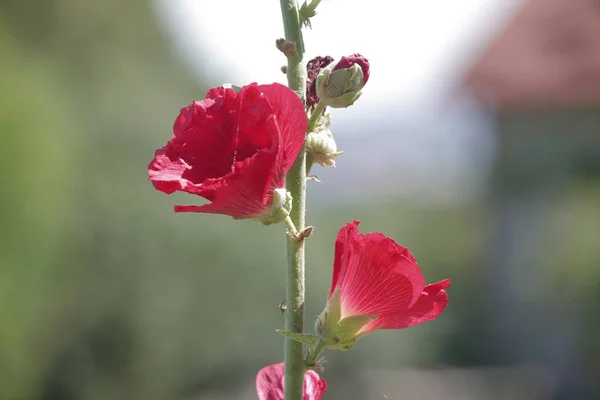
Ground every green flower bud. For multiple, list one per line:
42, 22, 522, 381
315, 54, 370, 108
254, 188, 293, 225
306, 112, 343, 167
306, 55, 335, 108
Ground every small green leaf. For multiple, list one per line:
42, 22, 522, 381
299, 0, 320, 28
276, 330, 320, 347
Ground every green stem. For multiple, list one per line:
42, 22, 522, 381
284, 216, 299, 239
305, 153, 314, 177
280, 1, 307, 400
307, 102, 326, 132
280, 0, 306, 100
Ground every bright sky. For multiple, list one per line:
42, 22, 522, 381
155, 0, 521, 113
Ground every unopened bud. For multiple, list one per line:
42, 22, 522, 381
306, 112, 343, 167
306, 55, 335, 108
255, 188, 293, 225
316, 54, 370, 108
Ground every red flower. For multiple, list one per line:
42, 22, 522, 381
256, 363, 327, 400
148, 83, 307, 220
316, 221, 449, 349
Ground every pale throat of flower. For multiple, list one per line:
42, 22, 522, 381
314, 288, 378, 351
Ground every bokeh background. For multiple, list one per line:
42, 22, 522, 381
1, 0, 599, 399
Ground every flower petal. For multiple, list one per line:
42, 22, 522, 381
234, 84, 277, 163
205, 86, 236, 101
329, 220, 359, 298
174, 115, 282, 217
258, 83, 307, 171
333, 53, 370, 84
256, 363, 284, 400
331, 221, 426, 325
148, 92, 239, 198
256, 363, 327, 400
362, 279, 450, 332
303, 370, 328, 400
148, 148, 194, 195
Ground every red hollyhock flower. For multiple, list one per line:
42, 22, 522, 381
148, 83, 307, 220
315, 221, 449, 350
256, 363, 327, 400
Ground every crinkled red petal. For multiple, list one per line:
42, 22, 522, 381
149, 83, 301, 218
258, 83, 307, 171
174, 115, 282, 217
148, 91, 240, 200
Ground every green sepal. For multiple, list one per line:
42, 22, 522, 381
314, 288, 377, 351
326, 65, 363, 97
276, 330, 320, 347
253, 188, 293, 225
316, 65, 364, 108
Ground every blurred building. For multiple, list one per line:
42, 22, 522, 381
465, 0, 600, 109
461, 0, 600, 399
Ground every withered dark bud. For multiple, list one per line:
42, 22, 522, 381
306, 55, 334, 108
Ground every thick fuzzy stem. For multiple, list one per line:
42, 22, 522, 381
279, 1, 308, 399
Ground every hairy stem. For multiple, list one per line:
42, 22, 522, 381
307, 102, 326, 132
280, 1, 308, 399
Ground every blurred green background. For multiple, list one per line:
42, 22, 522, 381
1, 1, 599, 399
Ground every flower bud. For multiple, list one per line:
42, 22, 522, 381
306, 55, 334, 108
316, 53, 370, 108
306, 112, 343, 167
254, 188, 293, 225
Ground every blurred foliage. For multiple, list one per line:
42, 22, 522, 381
1, 1, 600, 400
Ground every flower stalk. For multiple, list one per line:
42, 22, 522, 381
305, 101, 327, 174
279, 1, 308, 399
305, 339, 326, 367
280, 0, 306, 100
308, 102, 326, 132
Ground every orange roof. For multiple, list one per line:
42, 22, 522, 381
463, 0, 600, 109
